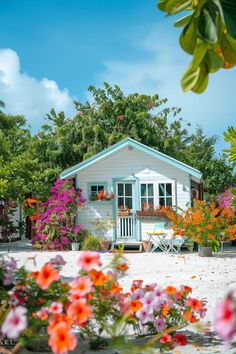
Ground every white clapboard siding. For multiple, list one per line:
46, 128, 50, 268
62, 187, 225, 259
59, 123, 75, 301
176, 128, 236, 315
75, 146, 192, 238
77, 203, 113, 239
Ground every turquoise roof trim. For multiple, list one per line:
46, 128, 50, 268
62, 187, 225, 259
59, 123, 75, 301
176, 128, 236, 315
60, 138, 202, 181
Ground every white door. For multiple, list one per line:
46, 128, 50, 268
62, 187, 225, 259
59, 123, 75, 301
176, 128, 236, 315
116, 182, 135, 241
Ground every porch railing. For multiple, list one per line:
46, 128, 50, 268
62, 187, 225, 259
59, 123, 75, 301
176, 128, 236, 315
117, 215, 135, 239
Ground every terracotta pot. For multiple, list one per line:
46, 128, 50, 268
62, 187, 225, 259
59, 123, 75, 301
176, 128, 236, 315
142, 241, 151, 252
198, 246, 212, 257
118, 211, 130, 216
99, 240, 111, 251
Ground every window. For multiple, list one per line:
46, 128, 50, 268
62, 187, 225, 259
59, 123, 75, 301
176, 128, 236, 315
117, 183, 133, 210
141, 183, 154, 210
159, 183, 172, 207
88, 183, 106, 200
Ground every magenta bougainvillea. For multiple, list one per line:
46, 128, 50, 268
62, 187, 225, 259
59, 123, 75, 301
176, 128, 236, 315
32, 178, 85, 250
217, 188, 234, 209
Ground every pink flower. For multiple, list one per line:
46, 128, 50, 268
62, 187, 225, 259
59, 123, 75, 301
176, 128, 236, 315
160, 333, 172, 344
131, 288, 145, 301
136, 305, 153, 324
1, 306, 27, 339
153, 286, 167, 303
74, 225, 82, 233
49, 302, 63, 314
36, 307, 49, 321
154, 317, 166, 332
214, 291, 236, 342
50, 255, 66, 266
143, 292, 155, 307
77, 251, 101, 272
69, 276, 93, 296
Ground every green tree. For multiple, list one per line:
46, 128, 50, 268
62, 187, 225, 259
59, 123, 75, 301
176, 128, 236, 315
33, 83, 189, 166
224, 126, 236, 206
33, 83, 235, 198
157, 0, 236, 93
0, 112, 59, 202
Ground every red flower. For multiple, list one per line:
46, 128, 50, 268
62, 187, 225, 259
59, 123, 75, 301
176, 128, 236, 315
160, 334, 172, 343
174, 333, 187, 346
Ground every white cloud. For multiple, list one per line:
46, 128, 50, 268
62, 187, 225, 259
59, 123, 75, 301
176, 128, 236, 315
100, 24, 236, 153
0, 48, 75, 131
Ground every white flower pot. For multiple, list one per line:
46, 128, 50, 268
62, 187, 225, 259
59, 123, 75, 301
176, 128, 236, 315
71, 243, 80, 251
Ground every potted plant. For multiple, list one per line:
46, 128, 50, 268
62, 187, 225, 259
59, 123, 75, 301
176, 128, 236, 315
68, 226, 90, 251
137, 206, 172, 217
165, 200, 236, 257
91, 217, 115, 251
118, 205, 130, 216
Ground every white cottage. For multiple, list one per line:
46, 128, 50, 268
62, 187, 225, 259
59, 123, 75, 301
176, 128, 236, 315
60, 138, 202, 245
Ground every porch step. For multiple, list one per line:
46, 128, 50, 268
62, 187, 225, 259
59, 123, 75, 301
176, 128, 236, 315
111, 242, 143, 253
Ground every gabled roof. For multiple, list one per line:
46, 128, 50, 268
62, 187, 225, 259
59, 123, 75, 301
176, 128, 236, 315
60, 138, 202, 181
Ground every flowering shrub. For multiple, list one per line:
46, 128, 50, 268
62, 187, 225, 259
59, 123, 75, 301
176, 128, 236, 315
214, 291, 236, 348
0, 252, 206, 354
217, 188, 234, 209
24, 198, 40, 222
166, 200, 236, 251
32, 178, 86, 250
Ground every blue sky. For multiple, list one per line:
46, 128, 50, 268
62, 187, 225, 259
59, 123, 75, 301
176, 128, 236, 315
1, 0, 236, 153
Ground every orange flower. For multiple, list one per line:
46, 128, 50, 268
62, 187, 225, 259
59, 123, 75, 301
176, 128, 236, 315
67, 299, 93, 326
186, 298, 203, 312
77, 251, 101, 272
36, 263, 60, 290
165, 286, 177, 295
116, 263, 129, 272
48, 322, 77, 354
48, 314, 73, 335
70, 276, 92, 296
110, 283, 123, 295
28, 271, 39, 278
183, 310, 197, 323
162, 304, 169, 317
36, 307, 48, 321
29, 213, 39, 221
89, 270, 108, 286
128, 300, 142, 313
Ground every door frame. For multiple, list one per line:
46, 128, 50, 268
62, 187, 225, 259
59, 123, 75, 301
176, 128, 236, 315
112, 177, 140, 242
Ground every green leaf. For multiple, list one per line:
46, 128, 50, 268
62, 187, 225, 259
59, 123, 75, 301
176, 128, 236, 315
221, 0, 236, 39
174, 13, 192, 28
209, 0, 224, 23
181, 63, 201, 92
166, 0, 192, 15
157, 0, 169, 11
192, 63, 209, 93
198, 8, 218, 44
180, 17, 198, 54
205, 50, 223, 73
191, 39, 208, 69
220, 32, 236, 66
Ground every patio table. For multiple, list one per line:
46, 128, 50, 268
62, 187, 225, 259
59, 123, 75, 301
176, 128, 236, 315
146, 232, 185, 253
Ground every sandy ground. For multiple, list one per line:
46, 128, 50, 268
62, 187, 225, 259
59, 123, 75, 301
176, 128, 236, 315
0, 240, 236, 353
